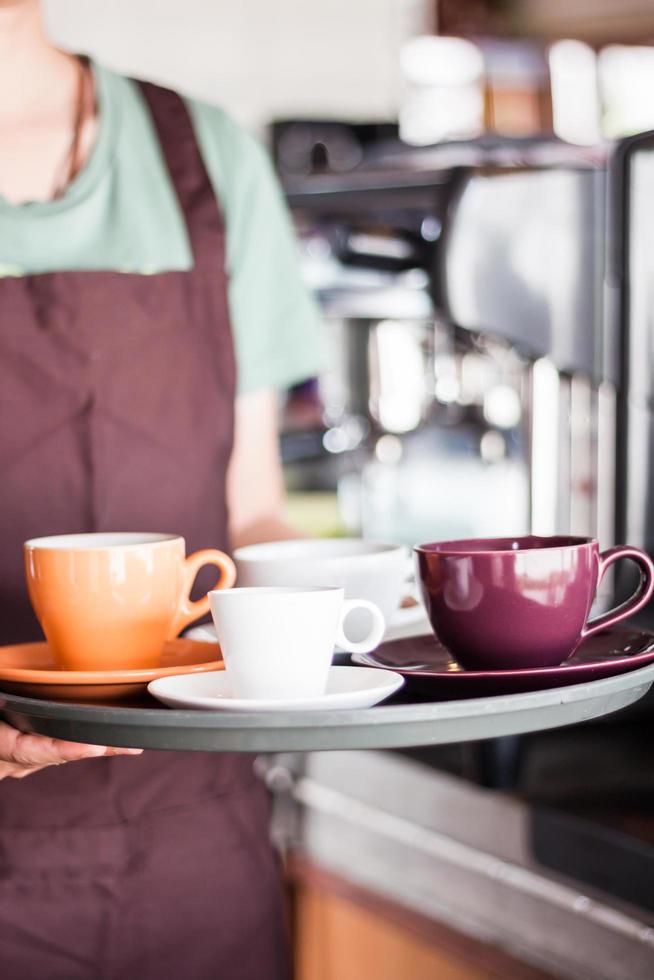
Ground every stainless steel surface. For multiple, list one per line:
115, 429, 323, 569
1, 663, 653, 752
529, 357, 560, 536
290, 750, 654, 980
614, 137, 654, 563
443, 167, 603, 376
597, 380, 618, 549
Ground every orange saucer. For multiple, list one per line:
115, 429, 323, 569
0, 638, 223, 702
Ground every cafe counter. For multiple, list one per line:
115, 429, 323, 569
262, 737, 654, 980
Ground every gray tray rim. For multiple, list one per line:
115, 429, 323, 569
1, 662, 653, 753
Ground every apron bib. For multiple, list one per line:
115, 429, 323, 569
0, 83, 288, 980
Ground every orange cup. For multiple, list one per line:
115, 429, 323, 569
24, 533, 236, 671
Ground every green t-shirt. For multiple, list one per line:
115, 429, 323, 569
0, 62, 322, 394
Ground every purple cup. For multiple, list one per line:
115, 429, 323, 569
414, 535, 654, 671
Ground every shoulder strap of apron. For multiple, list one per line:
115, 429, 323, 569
136, 81, 224, 267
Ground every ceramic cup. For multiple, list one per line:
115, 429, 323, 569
415, 535, 654, 671
233, 538, 408, 639
209, 586, 385, 700
24, 533, 236, 671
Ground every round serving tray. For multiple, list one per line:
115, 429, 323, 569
1, 662, 653, 753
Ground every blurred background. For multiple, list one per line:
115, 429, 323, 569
44, 0, 654, 552
44, 3, 654, 978
44, 0, 654, 138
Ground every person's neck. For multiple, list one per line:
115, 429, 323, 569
0, 1, 78, 123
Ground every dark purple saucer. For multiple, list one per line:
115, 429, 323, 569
353, 626, 654, 697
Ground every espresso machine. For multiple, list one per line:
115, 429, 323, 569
281, 136, 615, 588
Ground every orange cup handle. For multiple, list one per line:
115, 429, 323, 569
169, 549, 236, 639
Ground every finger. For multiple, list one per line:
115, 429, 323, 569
8, 732, 108, 767
14, 737, 143, 764
7, 729, 123, 767
0, 724, 144, 770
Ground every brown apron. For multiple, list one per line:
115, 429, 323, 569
0, 83, 289, 980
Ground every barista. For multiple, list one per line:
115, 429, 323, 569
0, 2, 321, 977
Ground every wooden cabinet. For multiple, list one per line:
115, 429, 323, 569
290, 859, 557, 980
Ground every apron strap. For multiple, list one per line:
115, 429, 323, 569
136, 81, 225, 267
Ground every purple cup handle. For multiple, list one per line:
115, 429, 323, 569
581, 546, 654, 639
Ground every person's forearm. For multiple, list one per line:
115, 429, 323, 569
230, 514, 305, 551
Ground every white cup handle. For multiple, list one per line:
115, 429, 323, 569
336, 599, 386, 654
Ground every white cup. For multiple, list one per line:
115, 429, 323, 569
209, 586, 385, 700
233, 539, 408, 640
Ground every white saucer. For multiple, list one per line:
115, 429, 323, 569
148, 665, 404, 712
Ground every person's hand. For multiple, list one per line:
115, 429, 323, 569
0, 721, 142, 780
